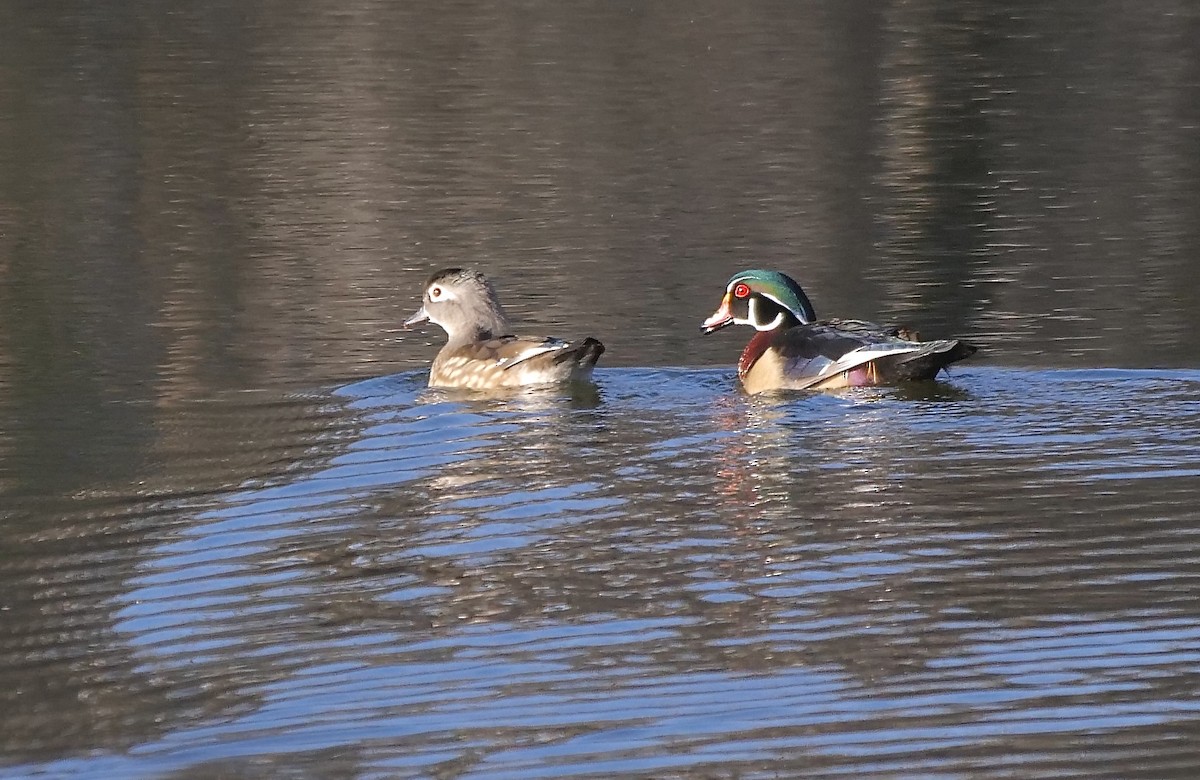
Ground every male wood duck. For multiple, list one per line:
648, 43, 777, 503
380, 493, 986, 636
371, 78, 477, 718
404, 267, 604, 390
701, 269, 976, 393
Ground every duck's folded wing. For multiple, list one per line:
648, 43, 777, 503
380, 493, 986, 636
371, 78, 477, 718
446, 336, 576, 367
447, 335, 602, 371
774, 322, 940, 389
491, 336, 576, 368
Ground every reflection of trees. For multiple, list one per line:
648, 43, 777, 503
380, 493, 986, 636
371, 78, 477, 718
2, 0, 1200, 772
3, 1, 1200, 499
0, 380, 368, 763
875, 3, 1200, 365
0, 500, 173, 764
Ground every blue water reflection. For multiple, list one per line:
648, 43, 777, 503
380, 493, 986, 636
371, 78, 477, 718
3, 367, 1185, 777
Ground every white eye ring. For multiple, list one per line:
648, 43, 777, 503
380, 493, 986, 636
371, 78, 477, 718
429, 286, 442, 299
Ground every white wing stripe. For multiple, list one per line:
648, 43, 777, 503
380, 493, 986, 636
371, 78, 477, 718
816, 344, 922, 377
496, 340, 571, 368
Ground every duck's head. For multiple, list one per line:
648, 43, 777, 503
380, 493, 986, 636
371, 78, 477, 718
700, 270, 817, 334
404, 267, 512, 345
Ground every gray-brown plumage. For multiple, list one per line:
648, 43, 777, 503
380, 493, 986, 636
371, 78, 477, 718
404, 268, 604, 390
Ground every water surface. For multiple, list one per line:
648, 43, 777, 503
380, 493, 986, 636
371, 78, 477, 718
3, 1, 1200, 777
6, 367, 1200, 777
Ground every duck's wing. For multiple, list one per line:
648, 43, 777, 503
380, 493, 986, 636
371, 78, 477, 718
771, 320, 973, 389
491, 336, 593, 368
768, 323, 901, 389
432, 335, 604, 389
438, 335, 559, 366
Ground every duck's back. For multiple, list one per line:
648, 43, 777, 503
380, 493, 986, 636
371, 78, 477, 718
431, 335, 604, 389
743, 320, 975, 392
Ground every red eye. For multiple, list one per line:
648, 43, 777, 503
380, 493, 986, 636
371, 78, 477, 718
429, 286, 442, 299
732, 283, 751, 299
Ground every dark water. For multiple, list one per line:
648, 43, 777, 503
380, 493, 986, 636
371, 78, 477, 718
3, 2, 1200, 778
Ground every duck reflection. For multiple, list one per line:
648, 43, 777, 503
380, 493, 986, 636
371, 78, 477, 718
702, 385, 988, 682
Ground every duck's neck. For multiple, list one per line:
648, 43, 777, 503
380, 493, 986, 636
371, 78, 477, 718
738, 329, 777, 380
447, 312, 511, 348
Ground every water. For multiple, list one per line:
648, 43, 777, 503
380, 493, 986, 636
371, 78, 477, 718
4, 2, 1200, 778
7, 368, 1200, 777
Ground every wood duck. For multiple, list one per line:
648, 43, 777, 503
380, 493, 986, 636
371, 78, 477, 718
701, 269, 976, 393
404, 267, 604, 390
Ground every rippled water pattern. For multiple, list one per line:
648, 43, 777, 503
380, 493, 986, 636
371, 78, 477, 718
5, 368, 1200, 778
5, 1, 1200, 777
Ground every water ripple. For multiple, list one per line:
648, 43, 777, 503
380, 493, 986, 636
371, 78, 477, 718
5, 367, 1200, 778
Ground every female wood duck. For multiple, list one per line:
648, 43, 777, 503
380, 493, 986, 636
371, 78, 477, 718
404, 267, 604, 390
701, 269, 976, 393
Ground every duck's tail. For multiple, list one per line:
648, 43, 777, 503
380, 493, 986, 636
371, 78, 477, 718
889, 339, 978, 380
559, 337, 606, 370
